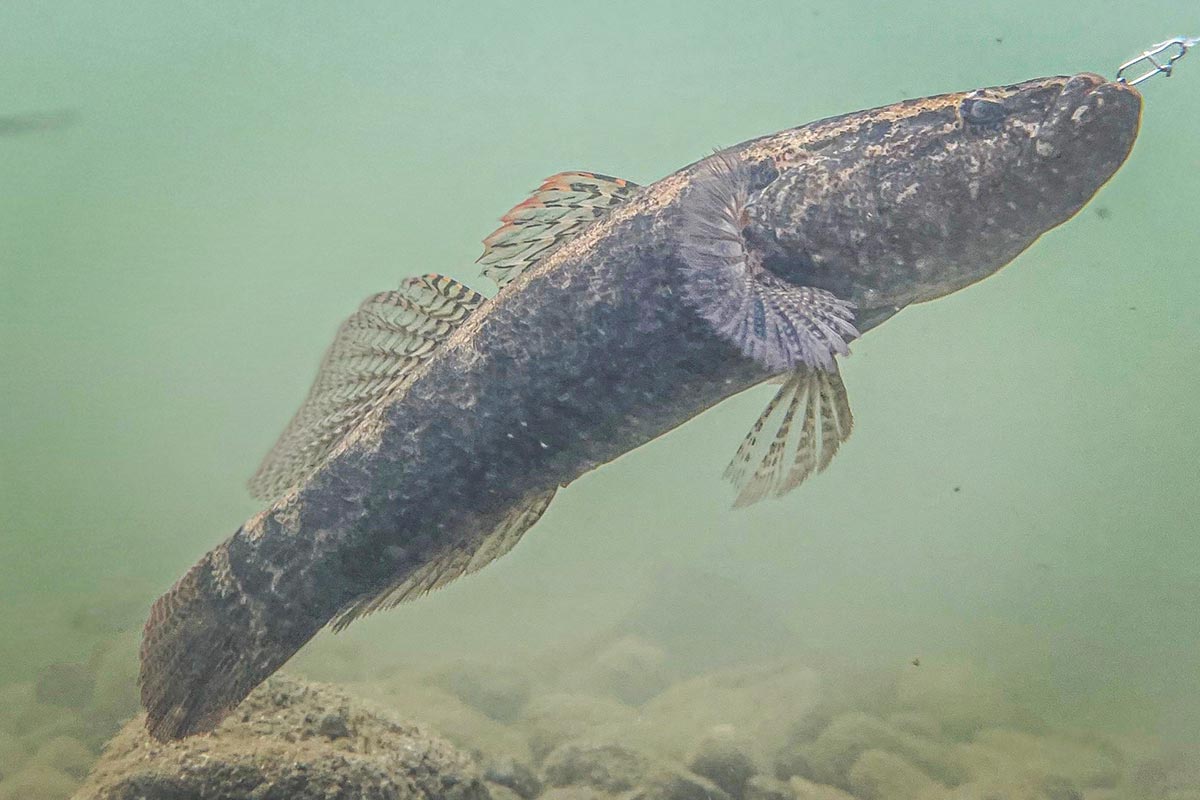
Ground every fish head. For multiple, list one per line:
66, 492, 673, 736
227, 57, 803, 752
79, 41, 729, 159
739, 73, 1142, 329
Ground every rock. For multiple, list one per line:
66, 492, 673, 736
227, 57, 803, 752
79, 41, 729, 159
0, 682, 37, 734
35, 663, 95, 708
487, 784, 524, 800
886, 712, 942, 740
542, 740, 730, 800
32, 735, 95, 780
432, 660, 532, 724
1126, 750, 1200, 799
0, 732, 31, 778
25, 712, 115, 758
540, 789, 613, 800
85, 633, 140, 729
289, 637, 374, 684
787, 776, 856, 800
625, 772, 732, 800
315, 707, 352, 739
891, 662, 1040, 741
627, 769, 731, 800
1039, 776, 1085, 800
788, 712, 962, 788
962, 729, 1122, 788
9, 701, 78, 740
772, 746, 813, 785
543, 740, 650, 793
687, 726, 757, 800
611, 566, 800, 675
518, 693, 636, 763
66, 584, 152, 638
567, 636, 672, 706
354, 673, 533, 763
72, 674, 490, 800
0, 763, 79, 800
846, 750, 943, 800
944, 775, 1085, 800
629, 662, 823, 765
483, 755, 542, 799
743, 776, 790, 800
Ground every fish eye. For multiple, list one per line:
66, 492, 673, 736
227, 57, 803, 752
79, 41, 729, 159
961, 98, 1008, 125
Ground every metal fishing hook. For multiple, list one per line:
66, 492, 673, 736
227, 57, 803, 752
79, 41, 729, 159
1116, 36, 1200, 86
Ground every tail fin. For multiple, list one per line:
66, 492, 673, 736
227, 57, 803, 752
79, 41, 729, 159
138, 542, 320, 740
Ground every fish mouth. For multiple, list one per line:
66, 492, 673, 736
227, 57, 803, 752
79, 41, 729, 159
1035, 73, 1142, 158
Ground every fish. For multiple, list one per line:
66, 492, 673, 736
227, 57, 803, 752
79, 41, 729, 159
139, 73, 1141, 739
0, 110, 76, 136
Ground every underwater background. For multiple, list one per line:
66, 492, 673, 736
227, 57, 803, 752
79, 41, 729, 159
2, 1, 1198, 797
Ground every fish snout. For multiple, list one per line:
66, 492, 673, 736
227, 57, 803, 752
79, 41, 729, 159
1035, 73, 1142, 160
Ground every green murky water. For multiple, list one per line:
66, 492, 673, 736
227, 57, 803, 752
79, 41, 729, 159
2, 1, 1198, 793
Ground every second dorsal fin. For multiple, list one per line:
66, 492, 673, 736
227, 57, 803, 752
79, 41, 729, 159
247, 273, 485, 503
478, 171, 639, 289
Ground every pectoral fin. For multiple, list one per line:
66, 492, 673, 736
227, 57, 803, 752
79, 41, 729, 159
678, 152, 859, 372
726, 368, 853, 507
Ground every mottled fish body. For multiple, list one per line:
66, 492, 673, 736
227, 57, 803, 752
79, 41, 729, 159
141, 74, 1141, 739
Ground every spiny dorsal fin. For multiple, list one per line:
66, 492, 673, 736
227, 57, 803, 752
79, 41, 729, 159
478, 171, 639, 289
329, 488, 557, 631
725, 369, 853, 507
678, 151, 859, 372
247, 273, 485, 503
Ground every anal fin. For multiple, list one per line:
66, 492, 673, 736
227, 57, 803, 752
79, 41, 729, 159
329, 488, 557, 631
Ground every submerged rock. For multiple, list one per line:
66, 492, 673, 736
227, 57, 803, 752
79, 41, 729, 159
433, 660, 533, 724
543, 740, 650, 793
73, 674, 490, 800
486, 783, 526, 800
742, 776, 790, 800
846, 750, 943, 800
65, 586, 151, 638
31, 735, 95, 780
483, 755, 542, 799
787, 776, 856, 800
944, 775, 1085, 800
35, 663, 95, 709
1125, 749, 1200, 799
10, 701, 80, 742
890, 662, 1040, 741
518, 693, 637, 763
356, 673, 533, 763
0, 763, 79, 800
566, 635, 673, 706
84, 634, 140, 731
959, 729, 1122, 788
611, 567, 800, 676
0, 731, 31, 778
0, 682, 37, 735
785, 711, 963, 789
539, 789, 613, 800
687, 726, 757, 800
629, 662, 822, 765
543, 739, 730, 800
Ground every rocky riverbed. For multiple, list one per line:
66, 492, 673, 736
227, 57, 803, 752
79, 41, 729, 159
1, 583, 1197, 800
